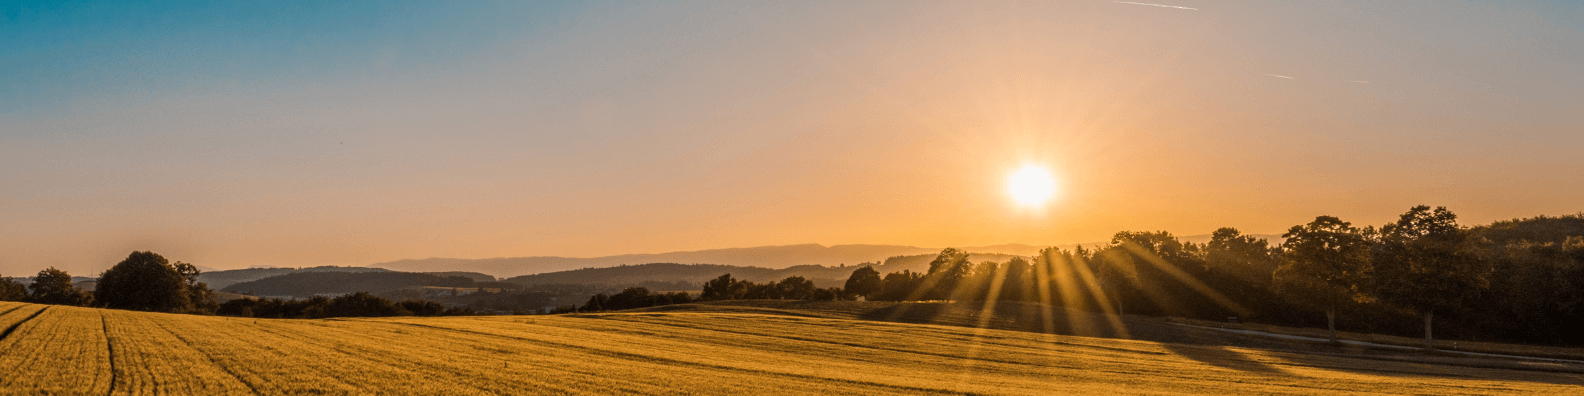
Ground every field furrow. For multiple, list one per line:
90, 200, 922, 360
329, 317, 937, 395
1, 302, 1580, 395
101, 310, 255, 395
0, 304, 47, 340
151, 316, 409, 394
0, 306, 113, 394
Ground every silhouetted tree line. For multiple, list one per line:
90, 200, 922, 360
699, 274, 852, 302
569, 274, 861, 312
1, 251, 463, 319
216, 292, 475, 318
575, 287, 696, 312
836, 207, 1584, 348
0, 251, 216, 313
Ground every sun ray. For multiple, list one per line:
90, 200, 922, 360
1117, 242, 1254, 317
1064, 250, 1132, 338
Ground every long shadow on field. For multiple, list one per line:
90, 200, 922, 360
1160, 343, 1288, 375
621, 301, 1584, 385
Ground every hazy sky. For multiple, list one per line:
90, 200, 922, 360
3, 1, 1581, 275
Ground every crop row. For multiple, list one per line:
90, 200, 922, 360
0, 302, 1577, 395
0, 305, 112, 394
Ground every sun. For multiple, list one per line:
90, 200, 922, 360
1008, 165, 1056, 206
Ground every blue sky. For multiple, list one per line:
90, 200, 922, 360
2, 1, 1581, 274
2, 1, 584, 118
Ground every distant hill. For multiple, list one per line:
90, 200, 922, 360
504, 252, 1027, 289
199, 266, 393, 290
371, 234, 1285, 279
219, 271, 477, 298
371, 244, 1064, 278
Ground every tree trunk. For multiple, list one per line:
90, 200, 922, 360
1423, 310, 1434, 351
1326, 310, 1337, 343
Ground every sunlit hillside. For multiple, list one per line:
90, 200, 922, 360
2, 301, 1577, 395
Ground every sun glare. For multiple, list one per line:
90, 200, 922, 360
1008, 166, 1056, 206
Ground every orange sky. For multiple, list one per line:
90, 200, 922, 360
3, 1, 1581, 275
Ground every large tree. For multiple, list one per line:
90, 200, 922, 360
1274, 216, 1373, 342
1374, 205, 1492, 350
28, 267, 93, 306
843, 266, 883, 299
96, 251, 192, 312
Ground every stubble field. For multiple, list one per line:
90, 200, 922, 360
1, 301, 1579, 395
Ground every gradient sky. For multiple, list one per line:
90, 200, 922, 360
3, 1, 1582, 275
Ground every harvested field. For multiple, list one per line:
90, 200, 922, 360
1, 301, 1579, 395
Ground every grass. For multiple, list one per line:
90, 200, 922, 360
0, 300, 1580, 395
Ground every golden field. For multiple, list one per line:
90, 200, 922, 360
1, 300, 1580, 395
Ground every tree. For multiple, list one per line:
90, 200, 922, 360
923, 248, 972, 300
96, 251, 192, 312
1, 277, 28, 301
873, 270, 923, 301
1374, 205, 1492, 350
742, 281, 781, 300
29, 267, 93, 306
321, 292, 410, 317
582, 293, 609, 312
777, 276, 817, 300
1206, 227, 1282, 290
701, 273, 745, 301
1205, 228, 1285, 318
1091, 247, 1139, 316
174, 261, 218, 313
999, 257, 1034, 302
843, 266, 883, 299
399, 300, 446, 316
1274, 216, 1373, 342
605, 287, 661, 311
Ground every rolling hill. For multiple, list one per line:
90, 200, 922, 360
218, 271, 481, 298
196, 266, 393, 290
0, 300, 1574, 394
368, 235, 1284, 279
370, 244, 950, 278
502, 252, 1028, 289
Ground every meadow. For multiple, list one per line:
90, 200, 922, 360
1, 300, 1580, 395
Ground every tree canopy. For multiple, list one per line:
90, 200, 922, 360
1373, 205, 1492, 349
28, 267, 92, 306
1273, 216, 1373, 341
96, 251, 197, 312
0, 277, 28, 302
843, 266, 882, 298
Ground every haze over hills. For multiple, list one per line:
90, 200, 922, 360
504, 252, 1030, 290
370, 234, 1284, 278
373, 243, 1024, 278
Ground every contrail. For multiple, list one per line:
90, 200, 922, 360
1114, 1, 1198, 10
1263, 74, 1295, 79
1351, 80, 1371, 84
